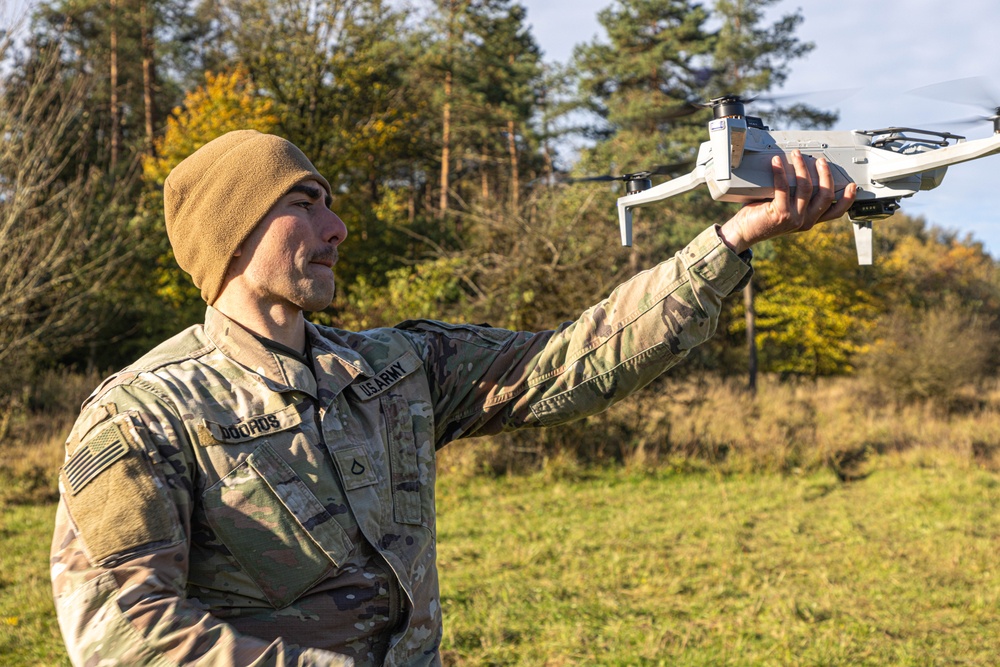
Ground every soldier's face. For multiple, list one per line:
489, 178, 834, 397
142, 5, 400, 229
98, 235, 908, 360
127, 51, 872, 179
230, 179, 348, 313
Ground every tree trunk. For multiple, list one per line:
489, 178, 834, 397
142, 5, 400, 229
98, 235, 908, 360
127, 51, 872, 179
109, 0, 120, 172
480, 145, 489, 199
507, 117, 519, 208
140, 0, 157, 158
439, 69, 452, 217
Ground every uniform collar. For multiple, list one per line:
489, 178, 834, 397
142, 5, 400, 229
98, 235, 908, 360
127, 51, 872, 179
306, 319, 374, 404
203, 307, 372, 401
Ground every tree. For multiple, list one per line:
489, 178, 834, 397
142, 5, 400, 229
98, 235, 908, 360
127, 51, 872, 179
744, 225, 878, 378
573, 0, 715, 170
862, 215, 1000, 400
0, 38, 134, 393
711, 0, 833, 389
31, 0, 216, 173
221, 0, 431, 293
462, 0, 544, 208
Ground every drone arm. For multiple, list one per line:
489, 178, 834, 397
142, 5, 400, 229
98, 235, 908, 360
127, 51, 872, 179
617, 167, 707, 246
868, 133, 1000, 182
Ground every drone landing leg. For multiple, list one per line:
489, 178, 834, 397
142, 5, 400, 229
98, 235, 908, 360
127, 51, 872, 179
851, 218, 873, 265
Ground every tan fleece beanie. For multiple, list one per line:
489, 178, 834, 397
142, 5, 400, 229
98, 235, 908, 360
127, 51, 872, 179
163, 130, 332, 304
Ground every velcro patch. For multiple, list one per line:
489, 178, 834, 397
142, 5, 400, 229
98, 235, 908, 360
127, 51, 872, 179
64, 422, 129, 495
332, 447, 379, 491
348, 351, 420, 400
61, 414, 181, 564
202, 403, 305, 444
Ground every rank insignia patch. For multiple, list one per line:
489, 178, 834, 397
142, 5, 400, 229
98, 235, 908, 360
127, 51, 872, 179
63, 422, 129, 495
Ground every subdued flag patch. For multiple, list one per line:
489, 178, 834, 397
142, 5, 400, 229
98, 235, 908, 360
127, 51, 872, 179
63, 423, 129, 495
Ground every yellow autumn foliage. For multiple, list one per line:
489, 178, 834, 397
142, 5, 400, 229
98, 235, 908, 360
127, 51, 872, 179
732, 220, 878, 377
144, 67, 280, 185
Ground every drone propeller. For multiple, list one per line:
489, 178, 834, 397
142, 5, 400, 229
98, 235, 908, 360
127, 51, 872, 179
564, 161, 694, 185
909, 76, 999, 110
908, 76, 1000, 131
661, 89, 861, 121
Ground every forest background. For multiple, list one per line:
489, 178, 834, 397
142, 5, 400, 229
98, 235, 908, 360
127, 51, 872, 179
3, 0, 1000, 481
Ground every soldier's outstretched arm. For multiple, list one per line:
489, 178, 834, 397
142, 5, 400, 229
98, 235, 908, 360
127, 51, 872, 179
401, 152, 855, 442
50, 385, 352, 667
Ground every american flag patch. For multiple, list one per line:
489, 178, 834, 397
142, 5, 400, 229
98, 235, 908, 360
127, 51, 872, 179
64, 422, 129, 495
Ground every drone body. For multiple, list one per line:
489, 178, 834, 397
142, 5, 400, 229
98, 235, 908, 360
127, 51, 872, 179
617, 97, 1000, 264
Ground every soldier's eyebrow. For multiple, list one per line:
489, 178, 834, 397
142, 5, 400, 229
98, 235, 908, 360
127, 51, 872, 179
286, 184, 333, 208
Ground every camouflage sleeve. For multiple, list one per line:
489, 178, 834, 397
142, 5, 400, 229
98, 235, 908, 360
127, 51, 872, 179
50, 384, 352, 667
399, 225, 752, 445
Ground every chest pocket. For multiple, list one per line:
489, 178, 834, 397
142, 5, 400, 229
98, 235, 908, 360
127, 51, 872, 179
202, 442, 354, 609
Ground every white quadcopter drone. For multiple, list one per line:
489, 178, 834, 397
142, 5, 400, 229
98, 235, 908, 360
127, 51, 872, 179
613, 94, 1000, 264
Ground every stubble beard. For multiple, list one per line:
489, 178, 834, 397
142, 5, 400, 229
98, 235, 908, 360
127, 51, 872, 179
299, 248, 338, 312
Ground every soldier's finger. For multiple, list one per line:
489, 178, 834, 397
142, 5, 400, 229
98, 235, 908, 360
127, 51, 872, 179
770, 154, 790, 216
790, 150, 812, 220
802, 158, 836, 231
818, 182, 858, 223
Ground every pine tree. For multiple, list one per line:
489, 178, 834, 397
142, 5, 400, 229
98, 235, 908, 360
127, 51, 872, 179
463, 1, 544, 208
573, 0, 715, 170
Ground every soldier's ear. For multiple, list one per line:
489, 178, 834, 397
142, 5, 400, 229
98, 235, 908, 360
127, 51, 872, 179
233, 247, 242, 258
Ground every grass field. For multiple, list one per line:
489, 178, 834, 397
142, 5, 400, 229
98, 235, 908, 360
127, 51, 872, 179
3, 453, 998, 666
435, 456, 1000, 666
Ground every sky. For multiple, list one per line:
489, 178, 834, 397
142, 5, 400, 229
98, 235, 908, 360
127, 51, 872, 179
519, 0, 1000, 256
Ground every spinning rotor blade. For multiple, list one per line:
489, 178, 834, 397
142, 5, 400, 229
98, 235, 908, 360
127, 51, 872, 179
644, 160, 695, 176
565, 174, 620, 183
663, 88, 860, 121
909, 76, 1000, 111
927, 114, 1000, 130
661, 100, 710, 120
565, 160, 695, 184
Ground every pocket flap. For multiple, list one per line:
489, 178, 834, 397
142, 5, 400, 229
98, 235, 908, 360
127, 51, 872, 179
203, 442, 354, 608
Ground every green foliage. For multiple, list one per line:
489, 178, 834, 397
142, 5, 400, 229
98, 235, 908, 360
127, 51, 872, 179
221, 0, 426, 292
335, 257, 467, 331
572, 0, 714, 166
9, 0, 1000, 397
738, 223, 878, 377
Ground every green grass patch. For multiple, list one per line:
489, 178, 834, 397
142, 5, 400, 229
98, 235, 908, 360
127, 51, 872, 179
436, 464, 1000, 665
2, 462, 998, 666
0, 503, 69, 666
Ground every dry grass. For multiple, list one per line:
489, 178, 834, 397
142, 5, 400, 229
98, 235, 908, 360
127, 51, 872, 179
439, 374, 1000, 480
5, 371, 1000, 505
0, 368, 103, 506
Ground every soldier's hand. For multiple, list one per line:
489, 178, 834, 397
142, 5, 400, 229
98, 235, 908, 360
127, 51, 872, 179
717, 150, 857, 254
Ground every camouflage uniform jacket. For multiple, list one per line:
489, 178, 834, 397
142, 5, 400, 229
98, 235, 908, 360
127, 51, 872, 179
51, 225, 751, 666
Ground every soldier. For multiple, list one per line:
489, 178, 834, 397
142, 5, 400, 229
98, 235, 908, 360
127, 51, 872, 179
51, 130, 855, 666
